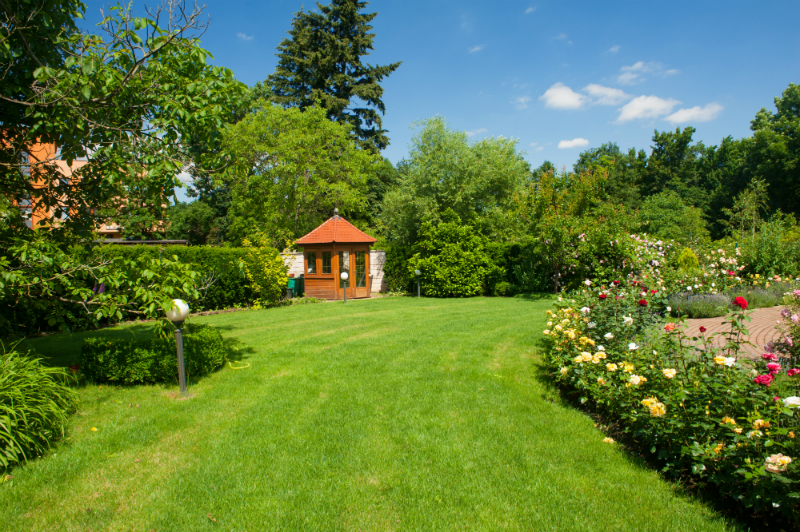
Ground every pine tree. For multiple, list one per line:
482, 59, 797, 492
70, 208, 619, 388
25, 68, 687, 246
267, 0, 401, 153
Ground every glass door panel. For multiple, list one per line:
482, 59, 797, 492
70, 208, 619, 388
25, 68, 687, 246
355, 252, 366, 288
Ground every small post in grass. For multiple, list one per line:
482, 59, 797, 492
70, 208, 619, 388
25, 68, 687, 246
340, 271, 349, 304
165, 299, 190, 395
415, 269, 421, 298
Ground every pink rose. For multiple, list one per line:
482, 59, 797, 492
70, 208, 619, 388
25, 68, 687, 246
788, 368, 800, 377
767, 362, 781, 374
754, 374, 774, 387
762, 353, 779, 361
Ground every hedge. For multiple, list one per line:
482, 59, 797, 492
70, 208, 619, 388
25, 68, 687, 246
81, 324, 225, 385
93, 245, 254, 311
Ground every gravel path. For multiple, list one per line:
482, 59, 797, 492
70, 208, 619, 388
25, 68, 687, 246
683, 306, 785, 358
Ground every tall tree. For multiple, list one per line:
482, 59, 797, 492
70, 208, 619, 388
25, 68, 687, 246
221, 102, 378, 247
746, 83, 800, 217
379, 117, 530, 245
267, 0, 401, 153
642, 127, 709, 209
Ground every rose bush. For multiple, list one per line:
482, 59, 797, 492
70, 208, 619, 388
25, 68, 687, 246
544, 282, 799, 520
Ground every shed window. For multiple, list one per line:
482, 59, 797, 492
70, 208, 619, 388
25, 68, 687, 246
321, 252, 331, 274
355, 252, 366, 288
306, 252, 316, 274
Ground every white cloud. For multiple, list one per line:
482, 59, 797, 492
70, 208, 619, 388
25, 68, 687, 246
616, 95, 681, 123
665, 103, 724, 124
608, 45, 621, 53
555, 33, 568, 40
529, 142, 538, 147
468, 44, 484, 53
534, 146, 544, 151
512, 96, 532, 109
617, 72, 639, 85
525, 6, 536, 14
237, 32, 253, 41
582, 84, 632, 106
466, 128, 488, 137
558, 138, 590, 149
539, 82, 589, 109
617, 61, 678, 84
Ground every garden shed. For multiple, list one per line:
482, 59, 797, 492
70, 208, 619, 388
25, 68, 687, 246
296, 210, 377, 300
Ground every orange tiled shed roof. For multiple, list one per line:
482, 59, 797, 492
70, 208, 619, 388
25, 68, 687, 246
296, 214, 377, 245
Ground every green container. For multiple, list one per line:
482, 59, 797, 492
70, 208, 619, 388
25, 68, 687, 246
287, 277, 296, 298
295, 275, 304, 297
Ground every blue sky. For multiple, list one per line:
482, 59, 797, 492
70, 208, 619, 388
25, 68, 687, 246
81, 0, 799, 174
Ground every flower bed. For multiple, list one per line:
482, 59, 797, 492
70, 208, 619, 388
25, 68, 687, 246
543, 280, 800, 521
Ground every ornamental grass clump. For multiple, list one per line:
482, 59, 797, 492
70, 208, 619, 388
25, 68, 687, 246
544, 282, 800, 521
0, 347, 77, 469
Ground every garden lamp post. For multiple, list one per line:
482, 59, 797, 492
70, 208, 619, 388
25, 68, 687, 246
340, 271, 349, 303
165, 299, 190, 395
415, 269, 421, 298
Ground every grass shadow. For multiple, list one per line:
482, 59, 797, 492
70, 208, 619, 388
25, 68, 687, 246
511, 292, 556, 301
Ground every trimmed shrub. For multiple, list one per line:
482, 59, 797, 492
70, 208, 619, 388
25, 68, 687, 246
81, 324, 225, 385
675, 247, 700, 272
93, 245, 253, 311
0, 349, 77, 469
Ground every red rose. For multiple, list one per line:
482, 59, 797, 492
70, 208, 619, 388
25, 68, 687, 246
788, 368, 800, 377
727, 270, 735, 276
650, 289, 657, 294
599, 293, 607, 300
733, 296, 748, 310
612, 280, 620, 285
700, 326, 707, 333
638, 299, 647, 306
753, 374, 773, 386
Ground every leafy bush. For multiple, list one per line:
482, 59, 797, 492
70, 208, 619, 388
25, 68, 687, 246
544, 282, 800, 520
94, 245, 253, 311
241, 235, 288, 308
81, 324, 225, 385
493, 281, 514, 297
408, 211, 492, 298
0, 348, 77, 469
675, 247, 699, 271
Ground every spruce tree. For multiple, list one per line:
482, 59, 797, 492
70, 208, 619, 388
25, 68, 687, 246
267, 0, 401, 153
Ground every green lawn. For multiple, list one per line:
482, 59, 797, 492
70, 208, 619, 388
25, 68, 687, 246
2, 297, 740, 531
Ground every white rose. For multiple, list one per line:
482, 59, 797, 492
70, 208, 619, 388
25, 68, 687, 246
587, 322, 597, 329
584, 280, 592, 286
783, 396, 800, 408
604, 332, 614, 339
724, 357, 736, 367
628, 342, 639, 351
666, 306, 672, 312
623, 316, 633, 326
596, 345, 605, 351
580, 306, 591, 315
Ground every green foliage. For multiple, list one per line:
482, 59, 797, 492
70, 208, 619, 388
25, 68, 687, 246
638, 191, 710, 247
740, 217, 800, 277
0, 347, 77, 469
0, 237, 204, 336
165, 201, 218, 245
267, 0, 401, 153
93, 245, 252, 312
380, 117, 530, 246
675, 247, 700, 271
222, 102, 378, 247
0, 2, 246, 238
241, 236, 288, 308
407, 211, 492, 298
493, 281, 514, 297
81, 324, 224, 385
